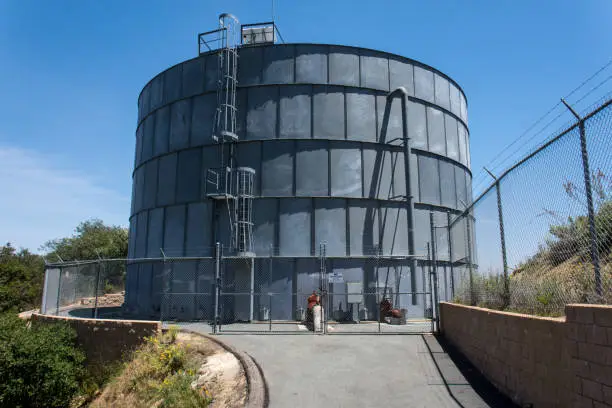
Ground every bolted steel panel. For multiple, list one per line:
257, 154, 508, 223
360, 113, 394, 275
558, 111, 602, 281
295, 45, 327, 84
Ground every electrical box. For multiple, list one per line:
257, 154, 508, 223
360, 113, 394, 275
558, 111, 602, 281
347, 282, 363, 304
241, 26, 275, 45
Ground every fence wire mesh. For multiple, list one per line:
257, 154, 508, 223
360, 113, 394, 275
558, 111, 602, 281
451, 99, 612, 316
41, 260, 126, 318
161, 258, 215, 323
40, 246, 437, 334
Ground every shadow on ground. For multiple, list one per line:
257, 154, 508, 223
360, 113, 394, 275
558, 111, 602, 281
423, 335, 518, 408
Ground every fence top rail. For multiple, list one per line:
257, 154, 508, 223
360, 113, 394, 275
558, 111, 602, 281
449, 97, 611, 229
44, 256, 217, 268
224, 254, 428, 259
44, 253, 431, 268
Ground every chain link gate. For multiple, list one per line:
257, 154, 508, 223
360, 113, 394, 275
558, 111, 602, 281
206, 241, 441, 335
216, 247, 321, 334
304, 243, 437, 335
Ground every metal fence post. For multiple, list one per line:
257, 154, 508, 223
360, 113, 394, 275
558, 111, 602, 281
73, 263, 79, 306
447, 212, 454, 299
495, 182, 510, 307
269, 244, 273, 329
160, 248, 167, 323
562, 99, 602, 296
249, 257, 255, 323
429, 212, 440, 332
214, 242, 221, 334
269, 294, 272, 332
92, 261, 101, 319
484, 167, 510, 307
426, 242, 433, 332
41, 265, 49, 315
465, 213, 475, 306
319, 242, 328, 334
56, 266, 62, 316
376, 246, 381, 333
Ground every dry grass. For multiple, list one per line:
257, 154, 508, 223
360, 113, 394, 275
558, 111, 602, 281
455, 256, 612, 317
90, 328, 228, 408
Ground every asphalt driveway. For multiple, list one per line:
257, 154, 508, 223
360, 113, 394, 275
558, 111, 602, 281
180, 325, 516, 408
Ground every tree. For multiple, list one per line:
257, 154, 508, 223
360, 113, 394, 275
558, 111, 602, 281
41, 219, 128, 261
0, 244, 45, 312
0, 313, 86, 408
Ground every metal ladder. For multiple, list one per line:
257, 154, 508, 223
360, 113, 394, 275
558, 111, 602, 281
212, 14, 239, 143
204, 14, 254, 255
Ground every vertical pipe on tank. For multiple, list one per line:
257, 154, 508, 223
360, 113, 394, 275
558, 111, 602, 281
386, 87, 417, 305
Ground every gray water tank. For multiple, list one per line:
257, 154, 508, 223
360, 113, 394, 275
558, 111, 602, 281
126, 43, 472, 320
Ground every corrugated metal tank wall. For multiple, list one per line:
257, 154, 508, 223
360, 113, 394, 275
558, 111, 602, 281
127, 44, 472, 319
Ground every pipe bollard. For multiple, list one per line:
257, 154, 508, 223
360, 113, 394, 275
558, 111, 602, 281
313, 305, 323, 332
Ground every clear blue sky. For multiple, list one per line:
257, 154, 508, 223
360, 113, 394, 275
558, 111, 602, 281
1, 0, 611, 251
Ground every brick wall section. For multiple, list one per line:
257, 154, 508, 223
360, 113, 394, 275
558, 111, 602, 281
439, 302, 612, 408
31, 313, 160, 364
567, 305, 612, 408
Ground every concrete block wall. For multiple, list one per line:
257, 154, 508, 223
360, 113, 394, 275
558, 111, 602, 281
439, 302, 612, 408
31, 313, 160, 364
566, 305, 612, 408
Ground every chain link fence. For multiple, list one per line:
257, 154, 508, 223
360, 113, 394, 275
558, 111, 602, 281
40, 241, 443, 334
41, 259, 126, 318
451, 98, 612, 316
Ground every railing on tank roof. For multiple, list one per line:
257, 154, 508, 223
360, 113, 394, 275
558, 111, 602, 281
198, 20, 285, 55
240, 21, 285, 46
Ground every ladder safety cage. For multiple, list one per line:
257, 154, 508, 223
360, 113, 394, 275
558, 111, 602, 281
234, 167, 255, 255
204, 165, 255, 255
213, 14, 240, 144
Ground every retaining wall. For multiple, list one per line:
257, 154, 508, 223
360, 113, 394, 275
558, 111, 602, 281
439, 302, 612, 408
31, 313, 160, 363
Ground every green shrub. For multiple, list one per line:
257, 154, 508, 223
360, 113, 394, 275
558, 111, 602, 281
0, 313, 86, 408
158, 370, 211, 408
104, 279, 114, 294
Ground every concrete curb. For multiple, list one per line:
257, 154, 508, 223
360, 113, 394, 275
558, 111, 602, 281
17, 309, 39, 320
182, 329, 269, 408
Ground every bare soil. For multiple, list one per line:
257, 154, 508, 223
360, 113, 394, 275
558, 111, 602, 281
90, 332, 247, 408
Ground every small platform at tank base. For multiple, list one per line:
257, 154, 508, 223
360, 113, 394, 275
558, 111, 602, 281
212, 130, 238, 143
212, 319, 432, 334
386, 316, 407, 325
206, 193, 236, 200
234, 251, 255, 257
